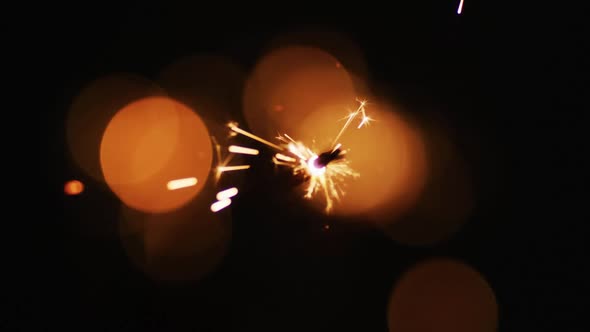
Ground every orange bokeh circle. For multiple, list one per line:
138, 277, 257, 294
291, 101, 427, 219
100, 97, 213, 213
387, 259, 498, 332
64, 180, 84, 195
243, 46, 359, 139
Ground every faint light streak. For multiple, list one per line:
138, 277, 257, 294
228, 145, 259, 155
217, 165, 250, 172
228, 122, 284, 150
166, 177, 198, 190
457, 0, 464, 14
210, 198, 232, 212
216, 187, 239, 200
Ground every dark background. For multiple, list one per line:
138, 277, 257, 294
10, 1, 588, 331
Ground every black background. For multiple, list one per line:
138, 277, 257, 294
9, 1, 589, 331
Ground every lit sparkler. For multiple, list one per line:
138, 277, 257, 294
230, 99, 371, 213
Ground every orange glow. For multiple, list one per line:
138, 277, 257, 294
119, 195, 232, 283
64, 180, 84, 195
267, 28, 368, 81
243, 46, 358, 139
387, 259, 498, 332
292, 101, 427, 219
383, 118, 474, 246
67, 74, 163, 182
100, 97, 213, 213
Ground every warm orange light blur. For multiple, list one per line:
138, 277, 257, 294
67, 74, 164, 182
100, 97, 213, 213
119, 193, 231, 283
383, 118, 474, 246
64, 180, 84, 195
159, 55, 245, 127
243, 46, 359, 140
291, 101, 427, 220
267, 28, 369, 84
387, 259, 498, 332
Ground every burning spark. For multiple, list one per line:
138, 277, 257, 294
331, 99, 371, 149
228, 145, 259, 155
457, 0, 464, 14
167, 177, 198, 190
211, 198, 232, 212
273, 133, 359, 213
226, 99, 371, 213
274, 153, 297, 163
228, 122, 284, 151
216, 187, 239, 200
217, 165, 250, 173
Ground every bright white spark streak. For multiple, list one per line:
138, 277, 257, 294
228, 145, 259, 155
274, 153, 296, 163
167, 177, 198, 190
216, 187, 238, 200
217, 165, 250, 172
228, 123, 284, 151
457, 0, 464, 14
331, 99, 368, 149
211, 198, 232, 212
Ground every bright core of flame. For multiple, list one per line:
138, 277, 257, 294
307, 156, 326, 176
272, 135, 360, 213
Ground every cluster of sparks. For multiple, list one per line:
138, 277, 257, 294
166, 99, 372, 213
